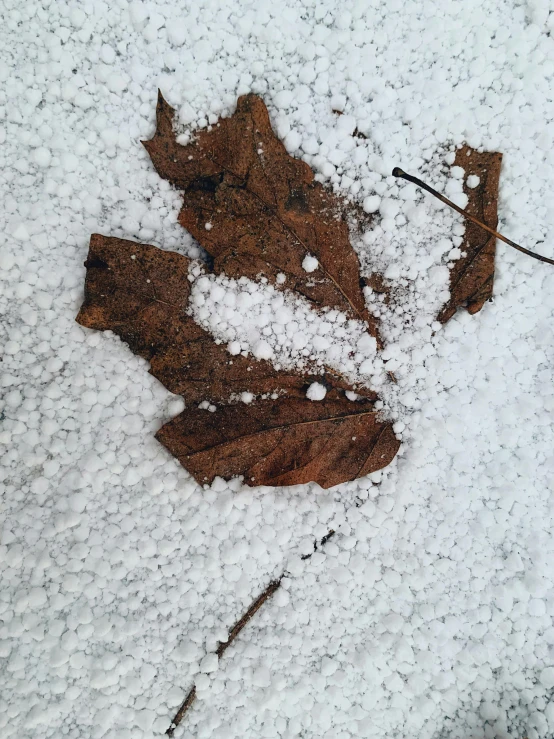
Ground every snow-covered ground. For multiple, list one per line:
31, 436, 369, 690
2, 0, 554, 737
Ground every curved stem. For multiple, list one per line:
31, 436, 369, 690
392, 167, 554, 266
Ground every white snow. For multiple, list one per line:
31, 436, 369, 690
199, 654, 219, 674
252, 339, 274, 361
363, 194, 381, 213
188, 261, 387, 400
33, 147, 52, 168
302, 254, 319, 273
306, 382, 327, 401
2, 1, 554, 739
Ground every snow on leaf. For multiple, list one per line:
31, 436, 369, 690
77, 235, 399, 489
77, 94, 503, 490
143, 91, 381, 341
438, 145, 502, 323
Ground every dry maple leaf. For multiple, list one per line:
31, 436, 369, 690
143, 91, 380, 340
77, 93, 502, 489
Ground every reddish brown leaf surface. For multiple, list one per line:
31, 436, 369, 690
143, 92, 380, 340
77, 235, 399, 488
437, 145, 502, 323
158, 396, 398, 489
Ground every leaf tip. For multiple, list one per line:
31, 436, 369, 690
141, 90, 176, 152
156, 89, 175, 117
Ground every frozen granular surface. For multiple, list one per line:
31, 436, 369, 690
1, 1, 554, 738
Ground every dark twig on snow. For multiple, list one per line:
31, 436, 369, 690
393, 167, 554, 266
166, 579, 280, 736
166, 686, 196, 737
215, 578, 282, 659
165, 529, 335, 736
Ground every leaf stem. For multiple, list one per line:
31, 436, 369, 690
392, 167, 554, 266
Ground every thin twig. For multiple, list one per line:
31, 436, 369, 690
165, 529, 336, 736
392, 167, 554, 266
166, 686, 196, 737
215, 578, 282, 659
165, 581, 280, 736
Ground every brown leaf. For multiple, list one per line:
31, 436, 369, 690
438, 145, 502, 324
157, 396, 399, 489
142, 91, 380, 340
77, 235, 371, 404
77, 235, 399, 488
76, 97, 502, 491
